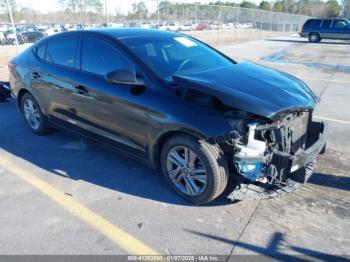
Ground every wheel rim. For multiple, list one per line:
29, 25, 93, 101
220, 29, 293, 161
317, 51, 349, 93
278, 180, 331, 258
23, 98, 41, 130
311, 34, 318, 41
166, 146, 208, 196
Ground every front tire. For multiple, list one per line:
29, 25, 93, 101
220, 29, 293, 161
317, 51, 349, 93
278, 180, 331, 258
160, 135, 229, 205
21, 92, 50, 135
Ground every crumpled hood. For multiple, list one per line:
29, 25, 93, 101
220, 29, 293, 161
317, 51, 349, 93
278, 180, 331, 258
173, 62, 319, 119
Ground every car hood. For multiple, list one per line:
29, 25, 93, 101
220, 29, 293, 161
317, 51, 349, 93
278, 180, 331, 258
173, 62, 319, 119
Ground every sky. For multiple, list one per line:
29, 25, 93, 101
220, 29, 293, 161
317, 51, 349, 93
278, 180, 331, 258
14, 0, 258, 15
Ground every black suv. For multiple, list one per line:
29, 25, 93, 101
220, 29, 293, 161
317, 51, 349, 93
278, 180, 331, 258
300, 18, 350, 42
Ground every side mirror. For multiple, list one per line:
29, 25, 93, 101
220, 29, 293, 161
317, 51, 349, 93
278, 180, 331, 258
105, 69, 145, 86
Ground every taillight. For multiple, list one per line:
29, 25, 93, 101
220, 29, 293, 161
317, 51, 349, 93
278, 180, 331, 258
8, 62, 16, 72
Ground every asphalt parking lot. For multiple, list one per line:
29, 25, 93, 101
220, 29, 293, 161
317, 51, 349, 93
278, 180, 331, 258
0, 35, 349, 258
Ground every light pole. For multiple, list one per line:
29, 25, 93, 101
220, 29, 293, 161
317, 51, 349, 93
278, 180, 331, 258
5, 0, 18, 54
157, 0, 160, 29
104, 0, 109, 26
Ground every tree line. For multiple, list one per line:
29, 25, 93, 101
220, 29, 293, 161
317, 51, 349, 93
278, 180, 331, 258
210, 0, 349, 18
0, 0, 349, 24
124, 0, 349, 20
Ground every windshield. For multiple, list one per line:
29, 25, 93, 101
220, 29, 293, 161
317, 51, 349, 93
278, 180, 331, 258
119, 35, 234, 83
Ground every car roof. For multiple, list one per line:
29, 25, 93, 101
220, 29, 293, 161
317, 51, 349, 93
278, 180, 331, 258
53, 28, 180, 39
307, 18, 349, 21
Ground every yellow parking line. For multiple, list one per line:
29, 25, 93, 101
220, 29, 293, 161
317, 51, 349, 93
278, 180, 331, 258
314, 115, 350, 125
0, 152, 159, 256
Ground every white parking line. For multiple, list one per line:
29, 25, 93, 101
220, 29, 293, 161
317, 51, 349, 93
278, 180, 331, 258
314, 115, 350, 125
299, 76, 350, 84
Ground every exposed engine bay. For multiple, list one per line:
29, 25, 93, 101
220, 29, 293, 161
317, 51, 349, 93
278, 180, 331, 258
177, 88, 327, 200
217, 109, 325, 200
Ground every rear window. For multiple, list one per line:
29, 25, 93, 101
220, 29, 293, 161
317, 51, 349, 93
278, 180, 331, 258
321, 19, 332, 29
304, 19, 321, 29
45, 37, 79, 68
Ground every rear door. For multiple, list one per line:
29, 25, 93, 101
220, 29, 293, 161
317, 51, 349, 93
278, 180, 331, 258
42, 35, 82, 125
30, 35, 81, 122
319, 19, 333, 39
331, 19, 350, 40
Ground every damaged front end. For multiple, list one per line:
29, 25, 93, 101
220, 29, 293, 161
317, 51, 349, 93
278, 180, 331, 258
212, 110, 328, 201
172, 62, 328, 200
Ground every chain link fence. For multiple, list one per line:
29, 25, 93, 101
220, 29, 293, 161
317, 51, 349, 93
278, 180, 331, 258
0, 0, 310, 81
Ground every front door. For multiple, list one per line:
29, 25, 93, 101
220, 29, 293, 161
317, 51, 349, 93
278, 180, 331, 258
67, 37, 150, 157
331, 19, 350, 40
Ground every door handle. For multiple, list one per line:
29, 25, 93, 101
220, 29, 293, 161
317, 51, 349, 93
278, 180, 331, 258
31, 71, 41, 79
75, 85, 89, 94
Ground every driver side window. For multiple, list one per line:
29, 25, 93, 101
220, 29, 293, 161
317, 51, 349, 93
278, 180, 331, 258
333, 20, 348, 29
81, 38, 133, 76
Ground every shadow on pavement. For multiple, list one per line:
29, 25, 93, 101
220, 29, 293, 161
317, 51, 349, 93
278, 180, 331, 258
308, 172, 350, 191
186, 230, 348, 261
1, 100, 347, 208
0, 100, 232, 207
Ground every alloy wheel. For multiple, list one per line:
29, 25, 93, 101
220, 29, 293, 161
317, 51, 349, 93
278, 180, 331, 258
23, 97, 41, 130
166, 146, 208, 196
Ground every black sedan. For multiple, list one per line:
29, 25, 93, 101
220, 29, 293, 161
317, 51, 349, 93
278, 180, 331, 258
9, 29, 328, 205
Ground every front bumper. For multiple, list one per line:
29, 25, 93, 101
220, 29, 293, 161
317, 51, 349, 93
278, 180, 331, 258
228, 121, 328, 201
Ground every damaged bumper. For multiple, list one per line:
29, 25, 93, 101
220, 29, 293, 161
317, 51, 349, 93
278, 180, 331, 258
228, 121, 328, 201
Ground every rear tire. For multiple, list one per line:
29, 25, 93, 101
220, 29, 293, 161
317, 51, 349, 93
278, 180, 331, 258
308, 33, 321, 43
21, 92, 50, 135
160, 135, 229, 205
